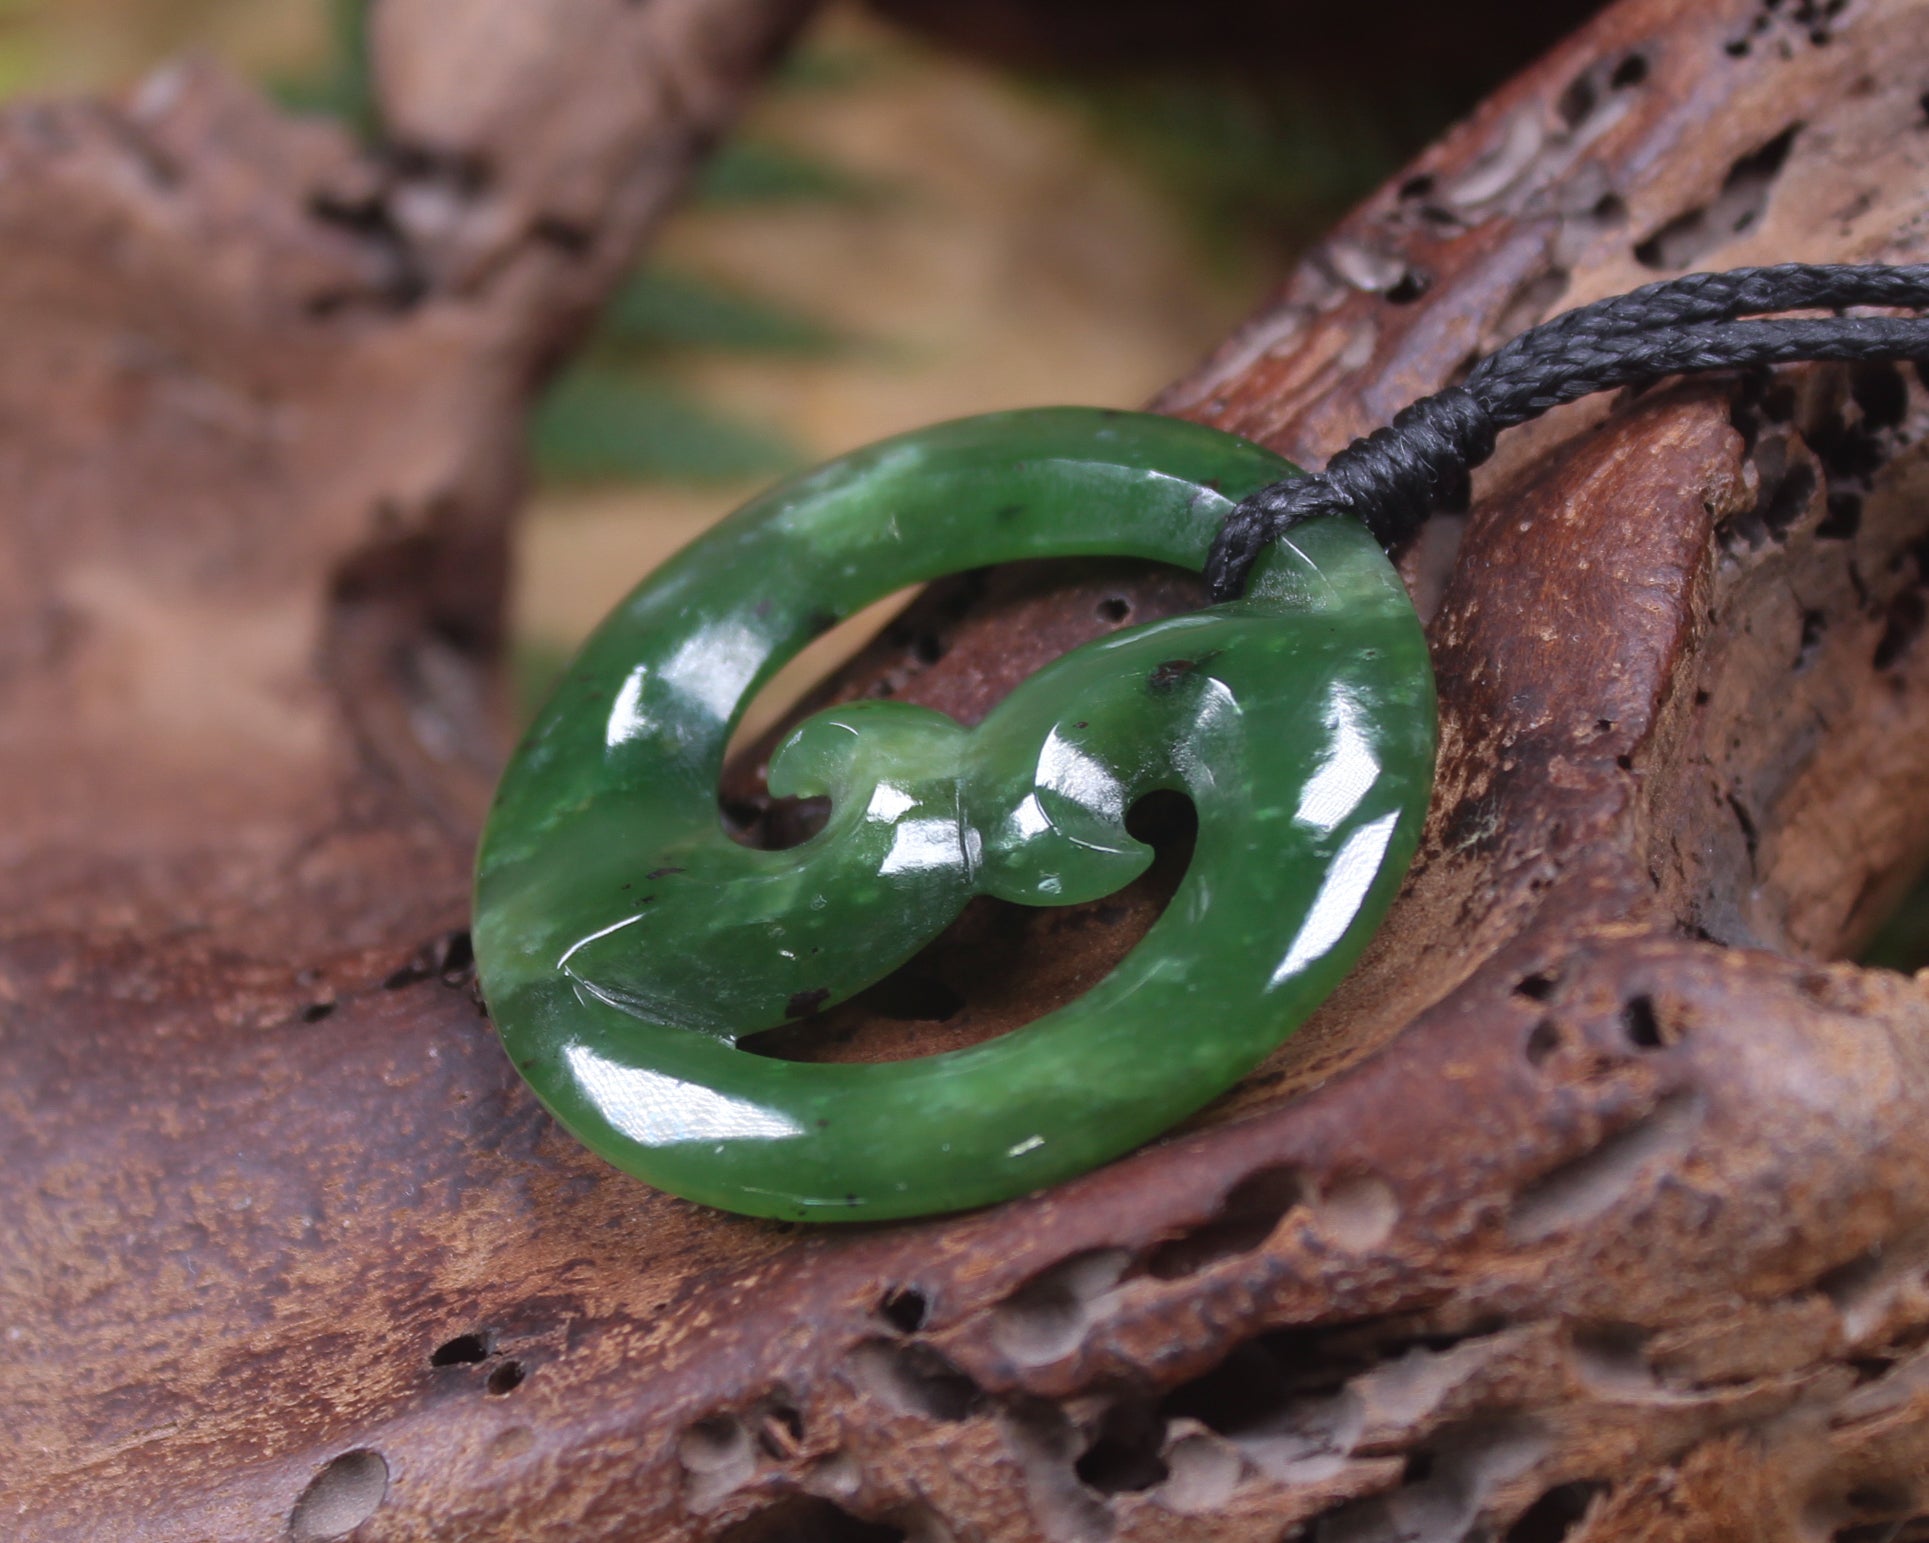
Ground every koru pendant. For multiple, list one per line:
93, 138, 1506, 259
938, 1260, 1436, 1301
472, 407, 1435, 1221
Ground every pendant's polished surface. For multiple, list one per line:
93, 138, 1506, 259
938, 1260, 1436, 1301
474, 408, 1434, 1220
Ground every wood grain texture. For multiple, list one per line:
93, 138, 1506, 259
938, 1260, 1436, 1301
8, 0, 1929, 1539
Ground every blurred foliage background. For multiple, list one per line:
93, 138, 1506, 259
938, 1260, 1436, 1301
0, 0, 1474, 703
13, 0, 1924, 971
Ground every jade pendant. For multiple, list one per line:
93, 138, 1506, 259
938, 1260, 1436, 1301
473, 408, 1435, 1221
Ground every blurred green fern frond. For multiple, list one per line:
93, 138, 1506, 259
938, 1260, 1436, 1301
532, 369, 802, 485
267, 0, 374, 137
602, 268, 848, 356
1043, 71, 1446, 259
0, 0, 44, 98
265, 1, 863, 490
695, 139, 892, 207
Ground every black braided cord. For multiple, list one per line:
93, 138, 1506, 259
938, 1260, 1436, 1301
1203, 263, 1929, 601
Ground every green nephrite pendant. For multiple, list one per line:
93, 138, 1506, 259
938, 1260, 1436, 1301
473, 408, 1434, 1221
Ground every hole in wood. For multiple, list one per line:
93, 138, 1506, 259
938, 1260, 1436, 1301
1832, 1521, 1929, 1543
1798, 608, 1827, 669
1525, 1020, 1565, 1066
1634, 123, 1799, 269
756, 1400, 805, 1458
1508, 1091, 1701, 1242
712, 1496, 906, 1543
429, 1332, 490, 1367
1075, 1405, 1170, 1494
1505, 1480, 1609, 1543
289, 1450, 388, 1542
1818, 491, 1862, 539
1568, 1325, 1664, 1407
1610, 53, 1648, 89
679, 1414, 750, 1474
384, 930, 471, 990
1753, 459, 1819, 543
906, 630, 946, 666
1875, 592, 1926, 671
1556, 73, 1598, 131
1319, 1174, 1399, 1250
1146, 1165, 1309, 1279
852, 1340, 983, 1422
878, 1287, 929, 1334
1620, 994, 1684, 1049
1851, 362, 1909, 430
990, 1248, 1131, 1366
1385, 267, 1431, 304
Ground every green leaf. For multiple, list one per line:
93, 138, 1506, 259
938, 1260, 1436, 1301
1040, 71, 1440, 254
771, 39, 883, 93
267, 0, 375, 138
533, 368, 803, 485
695, 139, 888, 207
603, 269, 846, 356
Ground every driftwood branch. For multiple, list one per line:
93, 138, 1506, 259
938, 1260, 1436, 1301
8, 0, 1929, 1540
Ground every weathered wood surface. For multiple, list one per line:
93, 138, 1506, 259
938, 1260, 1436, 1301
8, 0, 1929, 1539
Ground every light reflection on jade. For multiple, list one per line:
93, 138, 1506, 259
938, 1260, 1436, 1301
473, 408, 1434, 1221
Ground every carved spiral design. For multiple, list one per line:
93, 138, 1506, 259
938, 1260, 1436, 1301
473, 409, 1435, 1220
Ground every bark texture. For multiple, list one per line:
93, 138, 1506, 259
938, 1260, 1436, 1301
8, 1, 1929, 1540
